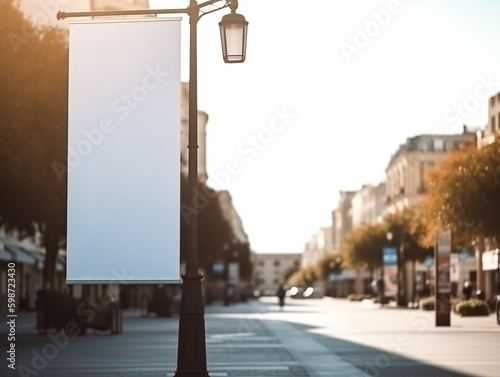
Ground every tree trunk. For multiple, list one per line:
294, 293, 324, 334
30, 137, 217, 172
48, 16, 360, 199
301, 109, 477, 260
412, 258, 417, 305
475, 235, 486, 291
43, 221, 59, 291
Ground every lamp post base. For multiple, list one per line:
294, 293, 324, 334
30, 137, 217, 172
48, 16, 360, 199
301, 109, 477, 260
174, 271, 210, 377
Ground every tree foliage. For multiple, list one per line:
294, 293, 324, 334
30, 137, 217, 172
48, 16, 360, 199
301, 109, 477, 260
181, 177, 231, 270
383, 209, 433, 262
339, 209, 433, 271
0, 0, 68, 287
340, 222, 387, 271
287, 264, 320, 287
421, 140, 500, 245
180, 175, 253, 281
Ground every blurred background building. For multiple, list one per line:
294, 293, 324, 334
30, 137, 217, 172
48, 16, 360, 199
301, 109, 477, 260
253, 253, 301, 296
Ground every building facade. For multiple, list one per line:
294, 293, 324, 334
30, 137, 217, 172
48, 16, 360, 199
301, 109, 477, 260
301, 226, 334, 268
253, 253, 301, 294
476, 92, 500, 298
384, 127, 477, 215
477, 91, 500, 148
351, 182, 386, 228
333, 190, 356, 250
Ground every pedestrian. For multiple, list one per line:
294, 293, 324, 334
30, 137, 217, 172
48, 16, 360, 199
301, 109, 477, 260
377, 278, 385, 305
277, 284, 286, 310
462, 280, 473, 300
423, 279, 431, 297
371, 279, 379, 297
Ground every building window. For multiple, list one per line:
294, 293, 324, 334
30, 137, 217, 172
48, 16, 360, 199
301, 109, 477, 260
398, 169, 405, 194
259, 261, 264, 267
492, 116, 496, 132
433, 139, 444, 152
420, 141, 430, 152
273, 279, 279, 285
491, 96, 496, 107
274, 260, 280, 267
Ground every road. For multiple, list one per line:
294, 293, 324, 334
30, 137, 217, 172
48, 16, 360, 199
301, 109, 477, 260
1, 297, 499, 376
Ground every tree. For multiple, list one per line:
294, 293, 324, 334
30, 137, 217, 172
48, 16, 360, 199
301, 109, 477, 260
180, 176, 235, 275
0, 0, 68, 289
337, 209, 432, 278
233, 242, 253, 281
340, 222, 387, 272
421, 140, 500, 245
383, 209, 433, 263
282, 263, 300, 283
315, 254, 343, 280
287, 264, 320, 287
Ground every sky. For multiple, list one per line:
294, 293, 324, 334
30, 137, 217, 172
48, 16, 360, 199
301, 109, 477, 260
19, 0, 500, 254
148, 0, 500, 254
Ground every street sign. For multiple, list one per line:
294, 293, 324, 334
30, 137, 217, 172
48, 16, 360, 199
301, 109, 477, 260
482, 249, 499, 271
424, 256, 434, 267
459, 249, 471, 261
212, 260, 225, 275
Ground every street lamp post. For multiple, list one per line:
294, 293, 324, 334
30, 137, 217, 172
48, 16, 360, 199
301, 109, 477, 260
58, 2, 248, 376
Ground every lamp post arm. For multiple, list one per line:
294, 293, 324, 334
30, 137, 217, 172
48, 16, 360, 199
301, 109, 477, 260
57, 8, 188, 20
56, 0, 236, 20
196, 2, 231, 21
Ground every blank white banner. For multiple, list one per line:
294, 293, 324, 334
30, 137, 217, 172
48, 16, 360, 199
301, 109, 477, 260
67, 18, 181, 283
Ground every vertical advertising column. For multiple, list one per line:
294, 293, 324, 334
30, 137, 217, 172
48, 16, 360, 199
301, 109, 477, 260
383, 247, 398, 300
435, 230, 451, 326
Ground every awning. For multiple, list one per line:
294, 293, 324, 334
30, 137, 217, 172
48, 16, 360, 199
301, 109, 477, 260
0, 243, 13, 261
4, 244, 37, 265
0, 237, 66, 272
19, 248, 65, 272
20, 248, 45, 269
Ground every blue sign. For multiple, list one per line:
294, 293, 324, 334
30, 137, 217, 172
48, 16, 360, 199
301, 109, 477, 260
424, 256, 434, 267
383, 247, 398, 265
459, 249, 471, 261
329, 272, 344, 282
212, 260, 225, 275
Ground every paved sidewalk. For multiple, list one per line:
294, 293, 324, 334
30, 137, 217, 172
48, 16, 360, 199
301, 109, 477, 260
0, 301, 327, 377
205, 300, 367, 377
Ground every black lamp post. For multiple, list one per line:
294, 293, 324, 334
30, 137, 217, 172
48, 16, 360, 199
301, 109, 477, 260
58, 2, 248, 376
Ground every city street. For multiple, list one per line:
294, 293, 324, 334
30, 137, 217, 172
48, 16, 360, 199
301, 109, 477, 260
1, 297, 499, 376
